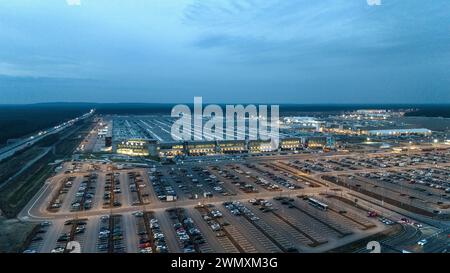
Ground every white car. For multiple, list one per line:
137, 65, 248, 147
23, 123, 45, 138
40, 221, 52, 226
210, 223, 221, 231
132, 211, 144, 217
51, 247, 65, 253
140, 247, 152, 253
179, 234, 190, 241
417, 239, 428, 246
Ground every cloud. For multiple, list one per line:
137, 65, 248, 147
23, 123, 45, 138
367, 0, 381, 6
186, 1, 390, 64
0, 62, 37, 78
0, 0, 449, 104
0, 60, 92, 79
66, 0, 81, 6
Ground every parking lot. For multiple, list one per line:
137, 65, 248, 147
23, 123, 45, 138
23, 147, 450, 253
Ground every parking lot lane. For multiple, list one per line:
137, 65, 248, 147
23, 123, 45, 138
186, 208, 226, 253
83, 216, 100, 253
119, 172, 132, 207
60, 176, 82, 212
123, 213, 138, 253
92, 173, 106, 210
142, 170, 160, 204
39, 219, 65, 253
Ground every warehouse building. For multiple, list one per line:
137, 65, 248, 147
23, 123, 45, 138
217, 140, 247, 154
248, 140, 273, 153
280, 138, 303, 150
367, 128, 432, 136
158, 142, 185, 158
186, 141, 217, 156
116, 139, 150, 156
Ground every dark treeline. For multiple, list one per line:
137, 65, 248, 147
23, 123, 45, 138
95, 103, 450, 115
0, 104, 90, 145
95, 103, 450, 117
404, 105, 450, 118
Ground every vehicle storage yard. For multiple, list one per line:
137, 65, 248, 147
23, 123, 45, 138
18, 148, 450, 253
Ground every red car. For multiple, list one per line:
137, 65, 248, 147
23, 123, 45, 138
367, 211, 378, 217
139, 242, 151, 249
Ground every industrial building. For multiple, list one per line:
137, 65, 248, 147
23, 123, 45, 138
186, 141, 217, 156
113, 136, 335, 158
248, 140, 273, 153
158, 142, 185, 158
280, 138, 303, 150
306, 136, 335, 149
283, 117, 323, 131
366, 128, 432, 136
217, 140, 247, 154
116, 139, 150, 156
109, 114, 336, 158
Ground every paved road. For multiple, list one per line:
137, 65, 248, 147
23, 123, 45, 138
0, 110, 94, 161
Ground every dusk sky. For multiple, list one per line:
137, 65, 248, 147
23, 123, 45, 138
0, 0, 449, 104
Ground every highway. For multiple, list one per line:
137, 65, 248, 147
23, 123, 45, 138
0, 109, 94, 161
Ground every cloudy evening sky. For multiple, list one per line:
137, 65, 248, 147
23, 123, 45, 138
0, 0, 449, 104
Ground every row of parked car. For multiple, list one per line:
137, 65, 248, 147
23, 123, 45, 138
168, 208, 206, 253
149, 170, 177, 201
50, 176, 76, 210
71, 174, 97, 211
199, 207, 225, 235
254, 163, 299, 190
223, 201, 260, 221
132, 211, 169, 253
128, 172, 150, 205
97, 215, 125, 253
103, 173, 122, 207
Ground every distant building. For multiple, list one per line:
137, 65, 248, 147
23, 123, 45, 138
356, 109, 387, 115
354, 109, 391, 120
283, 117, 322, 131
367, 128, 432, 136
